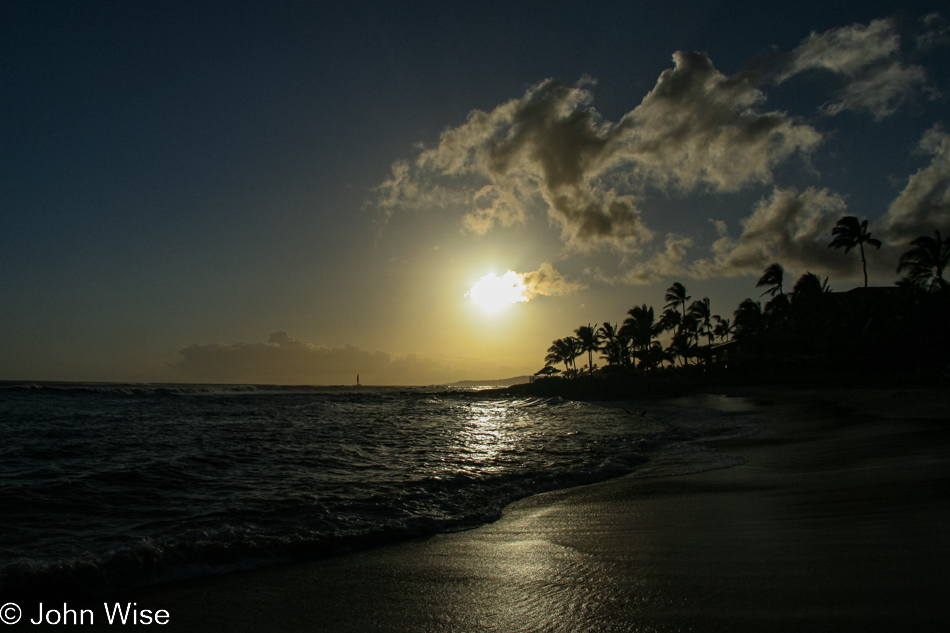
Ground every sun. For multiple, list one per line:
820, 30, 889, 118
467, 271, 529, 311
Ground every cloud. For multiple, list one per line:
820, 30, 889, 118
376, 55, 820, 250
689, 187, 850, 277
916, 12, 950, 52
173, 332, 448, 385
595, 234, 694, 286
880, 124, 950, 243
614, 51, 822, 192
773, 18, 932, 120
521, 262, 587, 297
467, 262, 586, 309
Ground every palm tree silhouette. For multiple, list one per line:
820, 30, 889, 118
545, 337, 580, 374
790, 272, 831, 333
896, 230, 950, 293
734, 298, 763, 339
713, 316, 734, 342
828, 216, 882, 288
792, 272, 831, 300
597, 322, 630, 368
756, 263, 785, 297
665, 282, 691, 318
574, 324, 601, 374
688, 297, 715, 346
622, 304, 657, 368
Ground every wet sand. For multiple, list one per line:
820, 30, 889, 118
28, 387, 950, 631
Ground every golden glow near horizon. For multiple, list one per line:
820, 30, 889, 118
467, 271, 530, 312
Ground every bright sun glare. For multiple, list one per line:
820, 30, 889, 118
467, 271, 529, 312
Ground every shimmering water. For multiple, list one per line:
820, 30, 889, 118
0, 382, 757, 596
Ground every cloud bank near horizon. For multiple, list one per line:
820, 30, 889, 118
173, 332, 450, 385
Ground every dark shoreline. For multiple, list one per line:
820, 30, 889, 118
15, 384, 947, 632
482, 366, 950, 402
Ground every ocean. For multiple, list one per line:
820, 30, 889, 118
0, 381, 758, 597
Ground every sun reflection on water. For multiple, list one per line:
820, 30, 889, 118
455, 402, 517, 467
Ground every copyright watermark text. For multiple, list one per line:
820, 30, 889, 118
1, 603, 169, 626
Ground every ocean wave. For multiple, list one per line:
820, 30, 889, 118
1, 387, 759, 598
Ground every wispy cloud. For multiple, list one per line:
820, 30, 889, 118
771, 18, 934, 120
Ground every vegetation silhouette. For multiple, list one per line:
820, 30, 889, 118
896, 230, 949, 294
829, 216, 882, 288
525, 223, 949, 400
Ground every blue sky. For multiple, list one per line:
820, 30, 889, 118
2, 1, 948, 384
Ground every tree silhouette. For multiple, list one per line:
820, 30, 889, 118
622, 304, 658, 368
574, 324, 601, 374
792, 272, 831, 300
665, 282, 691, 318
545, 337, 580, 374
896, 230, 950, 294
597, 322, 630, 368
828, 216, 882, 288
713, 316, 734, 342
688, 297, 715, 346
734, 298, 763, 339
657, 307, 682, 334
756, 263, 785, 297
790, 272, 831, 334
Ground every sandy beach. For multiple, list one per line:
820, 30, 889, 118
23, 386, 950, 632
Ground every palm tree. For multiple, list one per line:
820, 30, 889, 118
756, 263, 785, 297
545, 339, 573, 373
597, 322, 631, 368
828, 216, 882, 288
791, 272, 831, 333
896, 230, 950, 293
665, 282, 691, 318
639, 341, 671, 372
733, 298, 763, 340
574, 324, 601, 374
688, 297, 715, 346
667, 327, 696, 367
545, 337, 581, 375
713, 316, 734, 342
622, 305, 657, 368
791, 272, 831, 301
657, 307, 681, 334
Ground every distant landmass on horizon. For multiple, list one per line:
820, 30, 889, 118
445, 376, 533, 387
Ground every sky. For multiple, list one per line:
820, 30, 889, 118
2, 0, 949, 385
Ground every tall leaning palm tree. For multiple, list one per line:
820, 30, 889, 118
828, 216, 882, 288
896, 230, 950, 294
